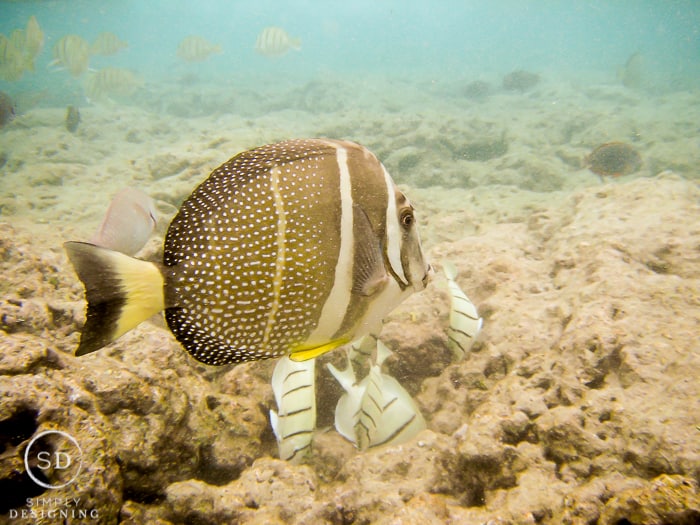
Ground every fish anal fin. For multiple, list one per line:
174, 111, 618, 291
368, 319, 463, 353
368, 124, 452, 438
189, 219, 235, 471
290, 338, 350, 361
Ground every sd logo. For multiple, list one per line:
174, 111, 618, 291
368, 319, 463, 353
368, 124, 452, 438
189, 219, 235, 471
24, 430, 83, 489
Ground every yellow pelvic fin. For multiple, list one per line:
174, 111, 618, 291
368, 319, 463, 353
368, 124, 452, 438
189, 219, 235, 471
289, 338, 350, 361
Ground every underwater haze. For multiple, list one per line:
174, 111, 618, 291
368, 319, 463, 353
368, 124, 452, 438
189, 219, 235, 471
1, 0, 700, 523
2, 1, 700, 84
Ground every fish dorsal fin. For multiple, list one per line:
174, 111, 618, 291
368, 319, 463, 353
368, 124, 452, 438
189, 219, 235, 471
351, 203, 388, 297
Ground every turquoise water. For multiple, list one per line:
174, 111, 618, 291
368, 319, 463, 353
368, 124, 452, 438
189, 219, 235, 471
1, 0, 699, 92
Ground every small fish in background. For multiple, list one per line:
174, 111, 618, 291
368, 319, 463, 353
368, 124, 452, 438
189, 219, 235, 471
84, 68, 142, 101
270, 356, 316, 463
64, 139, 429, 364
255, 26, 301, 57
443, 261, 482, 362
90, 31, 128, 56
65, 105, 80, 133
0, 91, 16, 128
585, 142, 642, 178
502, 69, 540, 92
0, 34, 26, 81
617, 52, 645, 89
176, 35, 221, 63
51, 34, 90, 76
23, 16, 44, 69
89, 187, 157, 256
328, 338, 426, 450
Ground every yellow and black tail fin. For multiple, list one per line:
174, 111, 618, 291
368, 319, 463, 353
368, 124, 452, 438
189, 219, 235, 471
64, 241, 166, 356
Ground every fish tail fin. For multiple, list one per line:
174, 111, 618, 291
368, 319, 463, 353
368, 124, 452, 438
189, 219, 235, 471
64, 241, 165, 356
291, 37, 302, 51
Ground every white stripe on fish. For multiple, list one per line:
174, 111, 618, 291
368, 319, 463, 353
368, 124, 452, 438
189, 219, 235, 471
305, 141, 355, 346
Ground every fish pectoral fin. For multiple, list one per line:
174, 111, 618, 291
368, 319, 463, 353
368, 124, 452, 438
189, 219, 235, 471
351, 203, 389, 297
289, 338, 350, 361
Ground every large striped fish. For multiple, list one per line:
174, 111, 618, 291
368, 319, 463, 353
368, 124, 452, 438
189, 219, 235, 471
64, 139, 430, 365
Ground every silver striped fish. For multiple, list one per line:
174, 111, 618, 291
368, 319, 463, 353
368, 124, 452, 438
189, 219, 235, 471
254, 26, 301, 57
64, 139, 430, 365
328, 338, 426, 450
444, 261, 482, 361
270, 355, 316, 462
176, 35, 221, 62
51, 34, 90, 77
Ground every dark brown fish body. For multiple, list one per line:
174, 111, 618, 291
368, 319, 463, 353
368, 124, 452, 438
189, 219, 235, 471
585, 142, 642, 177
65, 105, 80, 133
0, 91, 16, 128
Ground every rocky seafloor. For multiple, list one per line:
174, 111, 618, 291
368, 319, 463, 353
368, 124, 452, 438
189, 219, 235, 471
1, 73, 699, 524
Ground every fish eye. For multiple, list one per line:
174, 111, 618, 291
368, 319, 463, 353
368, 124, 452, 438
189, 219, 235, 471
400, 210, 414, 229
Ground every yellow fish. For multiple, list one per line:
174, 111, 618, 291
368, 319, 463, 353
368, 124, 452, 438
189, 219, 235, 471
0, 34, 25, 81
176, 36, 221, 63
255, 27, 301, 57
52, 34, 90, 77
90, 32, 128, 56
23, 16, 44, 69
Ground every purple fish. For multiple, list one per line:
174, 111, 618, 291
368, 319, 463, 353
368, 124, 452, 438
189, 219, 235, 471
90, 188, 157, 255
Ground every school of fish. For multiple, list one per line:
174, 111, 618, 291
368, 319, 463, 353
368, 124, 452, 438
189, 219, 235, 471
0, 16, 44, 81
